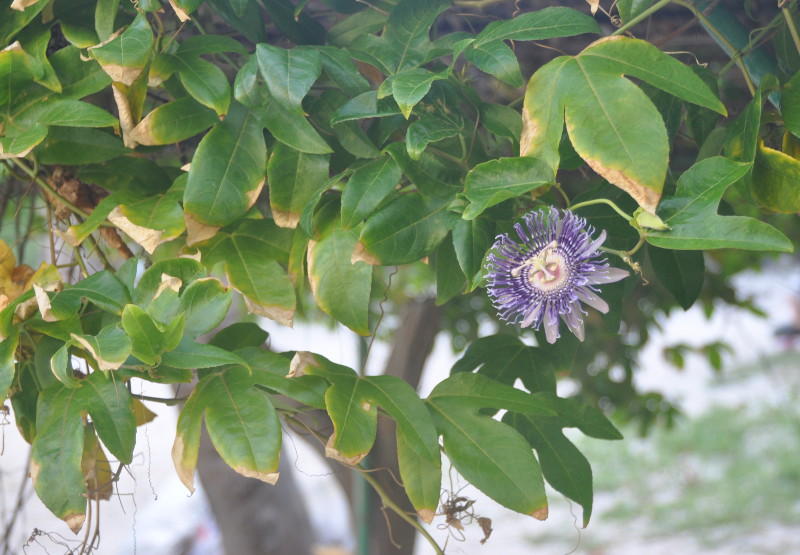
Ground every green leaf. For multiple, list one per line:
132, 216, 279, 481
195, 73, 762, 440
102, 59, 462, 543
241, 348, 327, 409
259, 0, 326, 45
617, 0, 655, 22
202, 218, 293, 267
204, 367, 282, 484
562, 59, 667, 214
389, 68, 445, 118
179, 278, 233, 337
71, 326, 132, 371
341, 155, 402, 229
0, 0, 48, 45
723, 85, 762, 196
330, 91, 402, 125
210, 322, 269, 351
81, 371, 135, 464
577, 36, 726, 115
171, 54, 231, 117
256, 97, 332, 154
160, 339, 248, 370
20, 99, 118, 128
0, 125, 46, 158
0, 40, 38, 116
504, 394, 621, 526
61, 193, 130, 247
95, 0, 120, 41
308, 228, 372, 335
133, 258, 203, 306
50, 271, 131, 317
646, 157, 794, 252
463, 157, 554, 219
30, 384, 86, 533
175, 34, 248, 58
121, 304, 166, 365
328, 7, 387, 47
383, 142, 462, 199
35, 127, 128, 165
750, 142, 800, 214
172, 371, 215, 492
80, 157, 172, 195
130, 97, 218, 145
0, 327, 19, 400
18, 19, 61, 93
88, 12, 153, 86
53, 0, 98, 47
184, 102, 266, 226
523, 37, 726, 213
647, 245, 704, 310
406, 112, 461, 161
207, 0, 267, 43
783, 71, 800, 138
267, 142, 330, 228
434, 235, 466, 305
256, 44, 321, 112
426, 373, 554, 518
465, 41, 523, 87
473, 6, 601, 46
397, 427, 441, 522
198, 222, 296, 326
451, 217, 494, 287
450, 333, 578, 395
380, 0, 450, 73
310, 90, 380, 159
519, 56, 570, 171
120, 189, 185, 242
315, 46, 370, 97
355, 193, 456, 265
50, 342, 82, 388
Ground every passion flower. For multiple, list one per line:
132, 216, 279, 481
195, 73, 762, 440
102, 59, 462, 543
486, 208, 629, 343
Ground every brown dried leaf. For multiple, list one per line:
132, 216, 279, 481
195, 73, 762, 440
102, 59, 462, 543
350, 241, 380, 265
107, 206, 165, 253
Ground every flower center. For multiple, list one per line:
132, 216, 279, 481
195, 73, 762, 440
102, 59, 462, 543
528, 250, 569, 293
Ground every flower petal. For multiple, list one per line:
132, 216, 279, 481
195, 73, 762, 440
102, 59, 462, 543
591, 267, 629, 284
543, 307, 560, 344
576, 287, 609, 314
562, 303, 585, 341
520, 301, 543, 328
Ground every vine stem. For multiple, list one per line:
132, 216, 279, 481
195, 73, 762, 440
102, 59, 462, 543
672, 0, 757, 96
282, 413, 445, 554
10, 158, 111, 226
569, 198, 633, 222
782, 5, 800, 57
612, 0, 674, 36
358, 469, 444, 555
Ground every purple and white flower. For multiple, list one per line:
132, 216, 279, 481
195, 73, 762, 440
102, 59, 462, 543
486, 208, 629, 344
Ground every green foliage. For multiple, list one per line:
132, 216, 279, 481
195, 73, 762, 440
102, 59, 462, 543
1, 0, 798, 550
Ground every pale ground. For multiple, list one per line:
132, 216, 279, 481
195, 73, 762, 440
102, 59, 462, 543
2, 259, 800, 554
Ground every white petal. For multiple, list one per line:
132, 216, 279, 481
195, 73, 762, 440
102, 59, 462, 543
580, 230, 607, 256
576, 288, 609, 314
591, 267, 629, 284
544, 312, 560, 344
563, 304, 585, 341
521, 302, 543, 328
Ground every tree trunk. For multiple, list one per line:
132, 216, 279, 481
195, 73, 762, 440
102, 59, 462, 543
366, 297, 442, 555
197, 427, 316, 555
